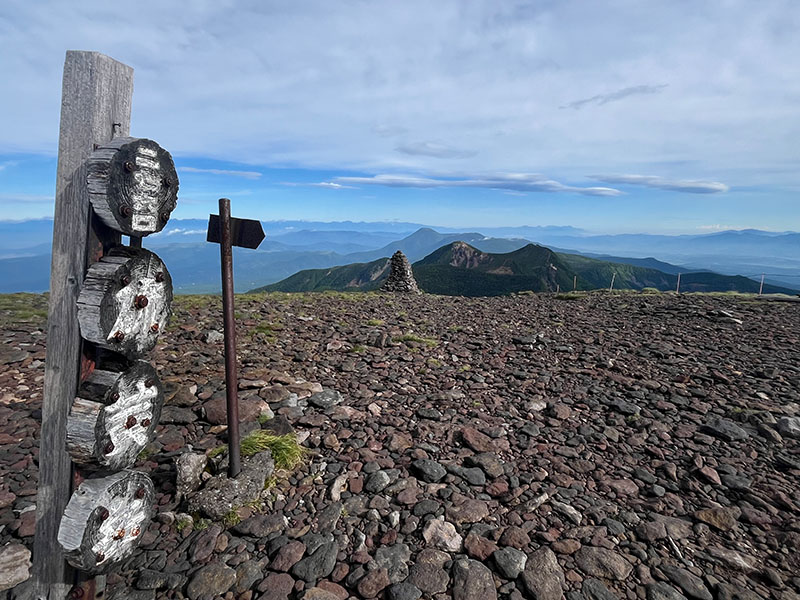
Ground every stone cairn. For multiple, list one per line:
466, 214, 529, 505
381, 250, 422, 294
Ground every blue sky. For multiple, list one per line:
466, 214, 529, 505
1, 1, 798, 233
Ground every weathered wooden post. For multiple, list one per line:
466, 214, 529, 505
31, 51, 177, 598
207, 199, 265, 477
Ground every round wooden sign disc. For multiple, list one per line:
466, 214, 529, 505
87, 136, 178, 236
58, 470, 155, 573
77, 247, 173, 358
68, 361, 164, 470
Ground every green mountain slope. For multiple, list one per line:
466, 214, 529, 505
253, 258, 390, 292
254, 241, 799, 296
414, 242, 574, 295
557, 253, 675, 290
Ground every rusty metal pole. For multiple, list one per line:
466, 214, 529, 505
218, 198, 241, 477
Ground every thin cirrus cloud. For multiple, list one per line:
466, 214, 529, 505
281, 181, 356, 189
330, 173, 622, 197
395, 142, 477, 159
560, 84, 669, 110
590, 174, 729, 194
0, 193, 53, 204
179, 167, 262, 180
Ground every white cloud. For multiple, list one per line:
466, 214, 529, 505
560, 85, 669, 110
374, 125, 407, 137
395, 142, 476, 159
334, 173, 622, 197
696, 224, 744, 230
165, 228, 206, 236
0, 0, 798, 192
590, 174, 729, 194
0, 193, 53, 204
281, 181, 355, 189
179, 167, 261, 179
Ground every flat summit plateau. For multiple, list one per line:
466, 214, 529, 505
1, 291, 799, 599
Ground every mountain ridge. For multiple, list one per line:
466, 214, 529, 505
255, 241, 798, 296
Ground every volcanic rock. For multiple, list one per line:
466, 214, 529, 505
574, 546, 633, 580
452, 559, 497, 600
0, 543, 31, 592
188, 450, 275, 520
520, 547, 565, 600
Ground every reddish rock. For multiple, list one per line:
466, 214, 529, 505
464, 533, 499, 560
461, 427, 495, 452
486, 479, 510, 497
694, 507, 741, 531
203, 393, 269, 425
271, 540, 307, 572
697, 466, 721, 485
499, 526, 531, 549
606, 479, 639, 495
552, 539, 581, 554
316, 580, 349, 600
357, 567, 391, 598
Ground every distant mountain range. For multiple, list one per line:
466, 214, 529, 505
0, 218, 797, 293
256, 241, 799, 296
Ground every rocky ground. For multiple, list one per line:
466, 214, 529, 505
1, 291, 799, 600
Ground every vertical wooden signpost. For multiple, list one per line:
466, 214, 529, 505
206, 199, 265, 477
31, 51, 177, 599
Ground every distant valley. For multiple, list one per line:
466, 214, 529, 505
0, 219, 797, 294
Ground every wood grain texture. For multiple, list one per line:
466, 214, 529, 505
57, 470, 155, 573
33, 51, 133, 599
77, 247, 173, 358
86, 136, 178, 236
67, 361, 163, 470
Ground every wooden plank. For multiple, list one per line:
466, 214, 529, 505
32, 51, 133, 599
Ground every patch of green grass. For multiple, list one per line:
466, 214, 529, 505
194, 518, 211, 531
175, 516, 194, 532
394, 333, 438, 347
258, 412, 273, 425
427, 358, 442, 367
0, 293, 48, 323
253, 321, 283, 334
137, 446, 157, 461
222, 509, 241, 528
208, 445, 227, 459
349, 344, 367, 354
366, 318, 384, 326
240, 431, 307, 470
555, 293, 584, 300
263, 475, 278, 491
641, 287, 661, 295
174, 295, 219, 310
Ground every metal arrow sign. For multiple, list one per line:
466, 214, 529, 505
206, 212, 265, 249
206, 198, 264, 476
